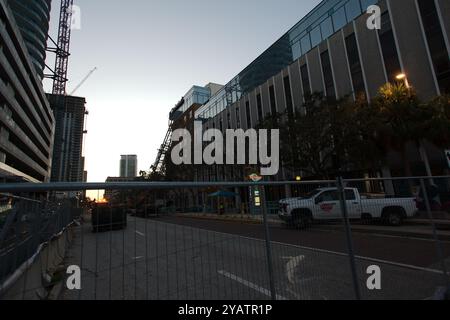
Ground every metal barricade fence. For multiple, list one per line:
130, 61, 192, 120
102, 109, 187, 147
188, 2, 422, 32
0, 177, 449, 300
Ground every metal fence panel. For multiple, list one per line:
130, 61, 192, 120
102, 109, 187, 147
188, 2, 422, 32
1, 177, 449, 300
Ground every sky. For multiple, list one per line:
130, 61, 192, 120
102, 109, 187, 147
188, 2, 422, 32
43, 0, 321, 183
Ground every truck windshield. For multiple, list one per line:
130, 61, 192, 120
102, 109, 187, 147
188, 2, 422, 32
303, 189, 323, 199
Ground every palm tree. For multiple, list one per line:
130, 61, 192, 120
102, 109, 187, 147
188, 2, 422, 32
369, 82, 422, 178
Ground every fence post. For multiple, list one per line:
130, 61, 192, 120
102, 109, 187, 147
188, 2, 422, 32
337, 177, 361, 300
260, 184, 277, 300
419, 179, 450, 289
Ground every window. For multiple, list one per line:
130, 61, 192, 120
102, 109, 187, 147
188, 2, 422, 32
320, 17, 334, 39
320, 50, 336, 99
256, 94, 263, 121
378, 12, 402, 82
345, 33, 366, 97
345, 0, 362, 21
332, 7, 347, 31
283, 76, 294, 114
269, 85, 277, 115
235, 107, 241, 128
301, 35, 312, 54
292, 41, 301, 60
417, 0, 450, 94
318, 191, 339, 202
245, 101, 251, 128
345, 190, 357, 201
310, 25, 322, 47
300, 64, 311, 98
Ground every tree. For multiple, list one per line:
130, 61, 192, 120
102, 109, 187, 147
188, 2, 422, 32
258, 93, 384, 179
420, 94, 450, 148
367, 82, 423, 177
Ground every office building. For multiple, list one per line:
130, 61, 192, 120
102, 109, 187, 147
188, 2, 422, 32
187, 0, 450, 183
48, 94, 86, 182
120, 155, 138, 178
0, 0, 54, 182
6, 0, 52, 79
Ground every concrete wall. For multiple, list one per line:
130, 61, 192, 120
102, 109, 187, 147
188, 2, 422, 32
388, 0, 439, 100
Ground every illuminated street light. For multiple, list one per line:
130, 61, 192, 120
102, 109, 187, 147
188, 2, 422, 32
396, 73, 410, 89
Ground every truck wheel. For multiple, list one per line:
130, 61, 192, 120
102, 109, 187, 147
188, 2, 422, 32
386, 210, 403, 226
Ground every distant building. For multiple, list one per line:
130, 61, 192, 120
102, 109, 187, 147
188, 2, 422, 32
104, 176, 136, 200
0, 0, 54, 183
120, 155, 137, 178
48, 94, 87, 182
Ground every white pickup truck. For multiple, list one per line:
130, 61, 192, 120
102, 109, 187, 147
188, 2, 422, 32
278, 188, 418, 228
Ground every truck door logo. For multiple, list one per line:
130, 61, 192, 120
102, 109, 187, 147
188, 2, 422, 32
320, 203, 335, 212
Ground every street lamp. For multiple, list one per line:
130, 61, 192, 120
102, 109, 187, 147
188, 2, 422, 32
396, 73, 410, 89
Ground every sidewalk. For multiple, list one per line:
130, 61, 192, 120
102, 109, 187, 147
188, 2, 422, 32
175, 213, 450, 241
317, 223, 450, 242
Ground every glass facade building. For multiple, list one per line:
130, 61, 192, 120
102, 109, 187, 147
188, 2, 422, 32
6, 0, 52, 79
196, 0, 379, 120
120, 155, 138, 178
170, 85, 215, 121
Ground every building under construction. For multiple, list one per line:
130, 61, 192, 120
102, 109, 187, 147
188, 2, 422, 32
47, 94, 86, 182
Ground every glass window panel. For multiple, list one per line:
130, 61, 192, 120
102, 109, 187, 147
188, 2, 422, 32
301, 35, 311, 54
332, 7, 347, 30
320, 17, 334, 39
345, 0, 362, 21
292, 41, 301, 60
360, 0, 377, 11
310, 25, 322, 47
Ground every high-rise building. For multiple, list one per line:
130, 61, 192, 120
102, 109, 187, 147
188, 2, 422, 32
0, 0, 54, 183
5, 0, 52, 79
120, 155, 138, 178
48, 94, 87, 183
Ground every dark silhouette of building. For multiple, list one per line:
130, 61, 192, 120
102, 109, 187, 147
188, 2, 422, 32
0, 0, 54, 182
48, 94, 86, 182
6, 0, 52, 79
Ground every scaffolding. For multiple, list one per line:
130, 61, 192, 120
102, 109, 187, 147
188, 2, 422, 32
150, 121, 173, 174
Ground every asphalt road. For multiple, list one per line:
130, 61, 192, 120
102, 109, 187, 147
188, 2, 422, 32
61, 215, 450, 300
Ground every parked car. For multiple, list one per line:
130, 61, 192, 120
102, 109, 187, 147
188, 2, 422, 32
279, 187, 417, 229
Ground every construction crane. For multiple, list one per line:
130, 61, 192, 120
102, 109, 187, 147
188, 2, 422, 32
150, 121, 173, 174
46, 0, 75, 95
69, 67, 97, 96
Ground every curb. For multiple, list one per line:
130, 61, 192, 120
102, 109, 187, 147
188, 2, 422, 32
315, 224, 450, 242
176, 214, 450, 241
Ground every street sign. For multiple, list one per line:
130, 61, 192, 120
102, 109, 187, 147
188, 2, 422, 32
249, 173, 263, 182
446, 150, 450, 169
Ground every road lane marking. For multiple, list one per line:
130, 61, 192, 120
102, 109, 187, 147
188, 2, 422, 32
218, 270, 287, 300
152, 219, 447, 275
283, 255, 305, 284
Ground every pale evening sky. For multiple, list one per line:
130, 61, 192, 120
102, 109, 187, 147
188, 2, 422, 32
43, 0, 321, 182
